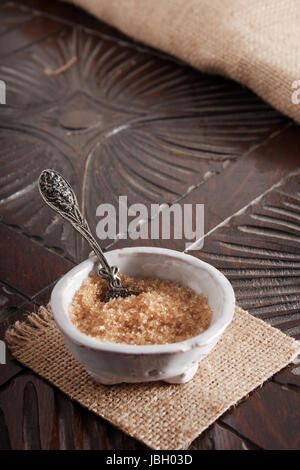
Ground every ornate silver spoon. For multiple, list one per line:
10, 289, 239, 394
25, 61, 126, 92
38, 169, 140, 302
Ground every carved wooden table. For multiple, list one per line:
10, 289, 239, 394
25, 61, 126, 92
0, 0, 299, 450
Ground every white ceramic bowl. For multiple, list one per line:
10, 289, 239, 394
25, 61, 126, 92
51, 247, 235, 384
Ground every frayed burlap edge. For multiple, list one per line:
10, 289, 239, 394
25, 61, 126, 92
5, 306, 300, 450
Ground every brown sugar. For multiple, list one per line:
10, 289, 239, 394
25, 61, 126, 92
69, 273, 212, 345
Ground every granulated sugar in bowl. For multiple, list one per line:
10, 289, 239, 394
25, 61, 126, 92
51, 247, 235, 384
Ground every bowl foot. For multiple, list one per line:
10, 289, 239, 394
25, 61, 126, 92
87, 363, 199, 385
163, 363, 199, 384
87, 370, 123, 385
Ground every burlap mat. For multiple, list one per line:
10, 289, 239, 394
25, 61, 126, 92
5, 305, 300, 450
66, 0, 300, 123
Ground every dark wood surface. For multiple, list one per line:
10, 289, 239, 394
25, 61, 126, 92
0, 0, 299, 450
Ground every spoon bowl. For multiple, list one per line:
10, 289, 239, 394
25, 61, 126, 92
38, 169, 140, 302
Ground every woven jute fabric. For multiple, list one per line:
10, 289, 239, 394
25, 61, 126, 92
6, 306, 300, 450
65, 0, 300, 122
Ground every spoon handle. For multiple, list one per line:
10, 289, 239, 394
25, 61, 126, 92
38, 169, 118, 286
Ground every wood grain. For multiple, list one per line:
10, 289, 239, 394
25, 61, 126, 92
0, 2, 287, 262
0, 2, 64, 58
220, 381, 300, 450
194, 170, 300, 364
0, 223, 72, 299
110, 122, 300, 252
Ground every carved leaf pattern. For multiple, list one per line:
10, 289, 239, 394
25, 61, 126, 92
0, 21, 285, 261
198, 171, 300, 378
0, 2, 33, 35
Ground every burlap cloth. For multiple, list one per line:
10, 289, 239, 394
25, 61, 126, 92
64, 0, 300, 123
6, 305, 300, 450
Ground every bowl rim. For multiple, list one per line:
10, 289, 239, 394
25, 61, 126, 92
51, 247, 235, 355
